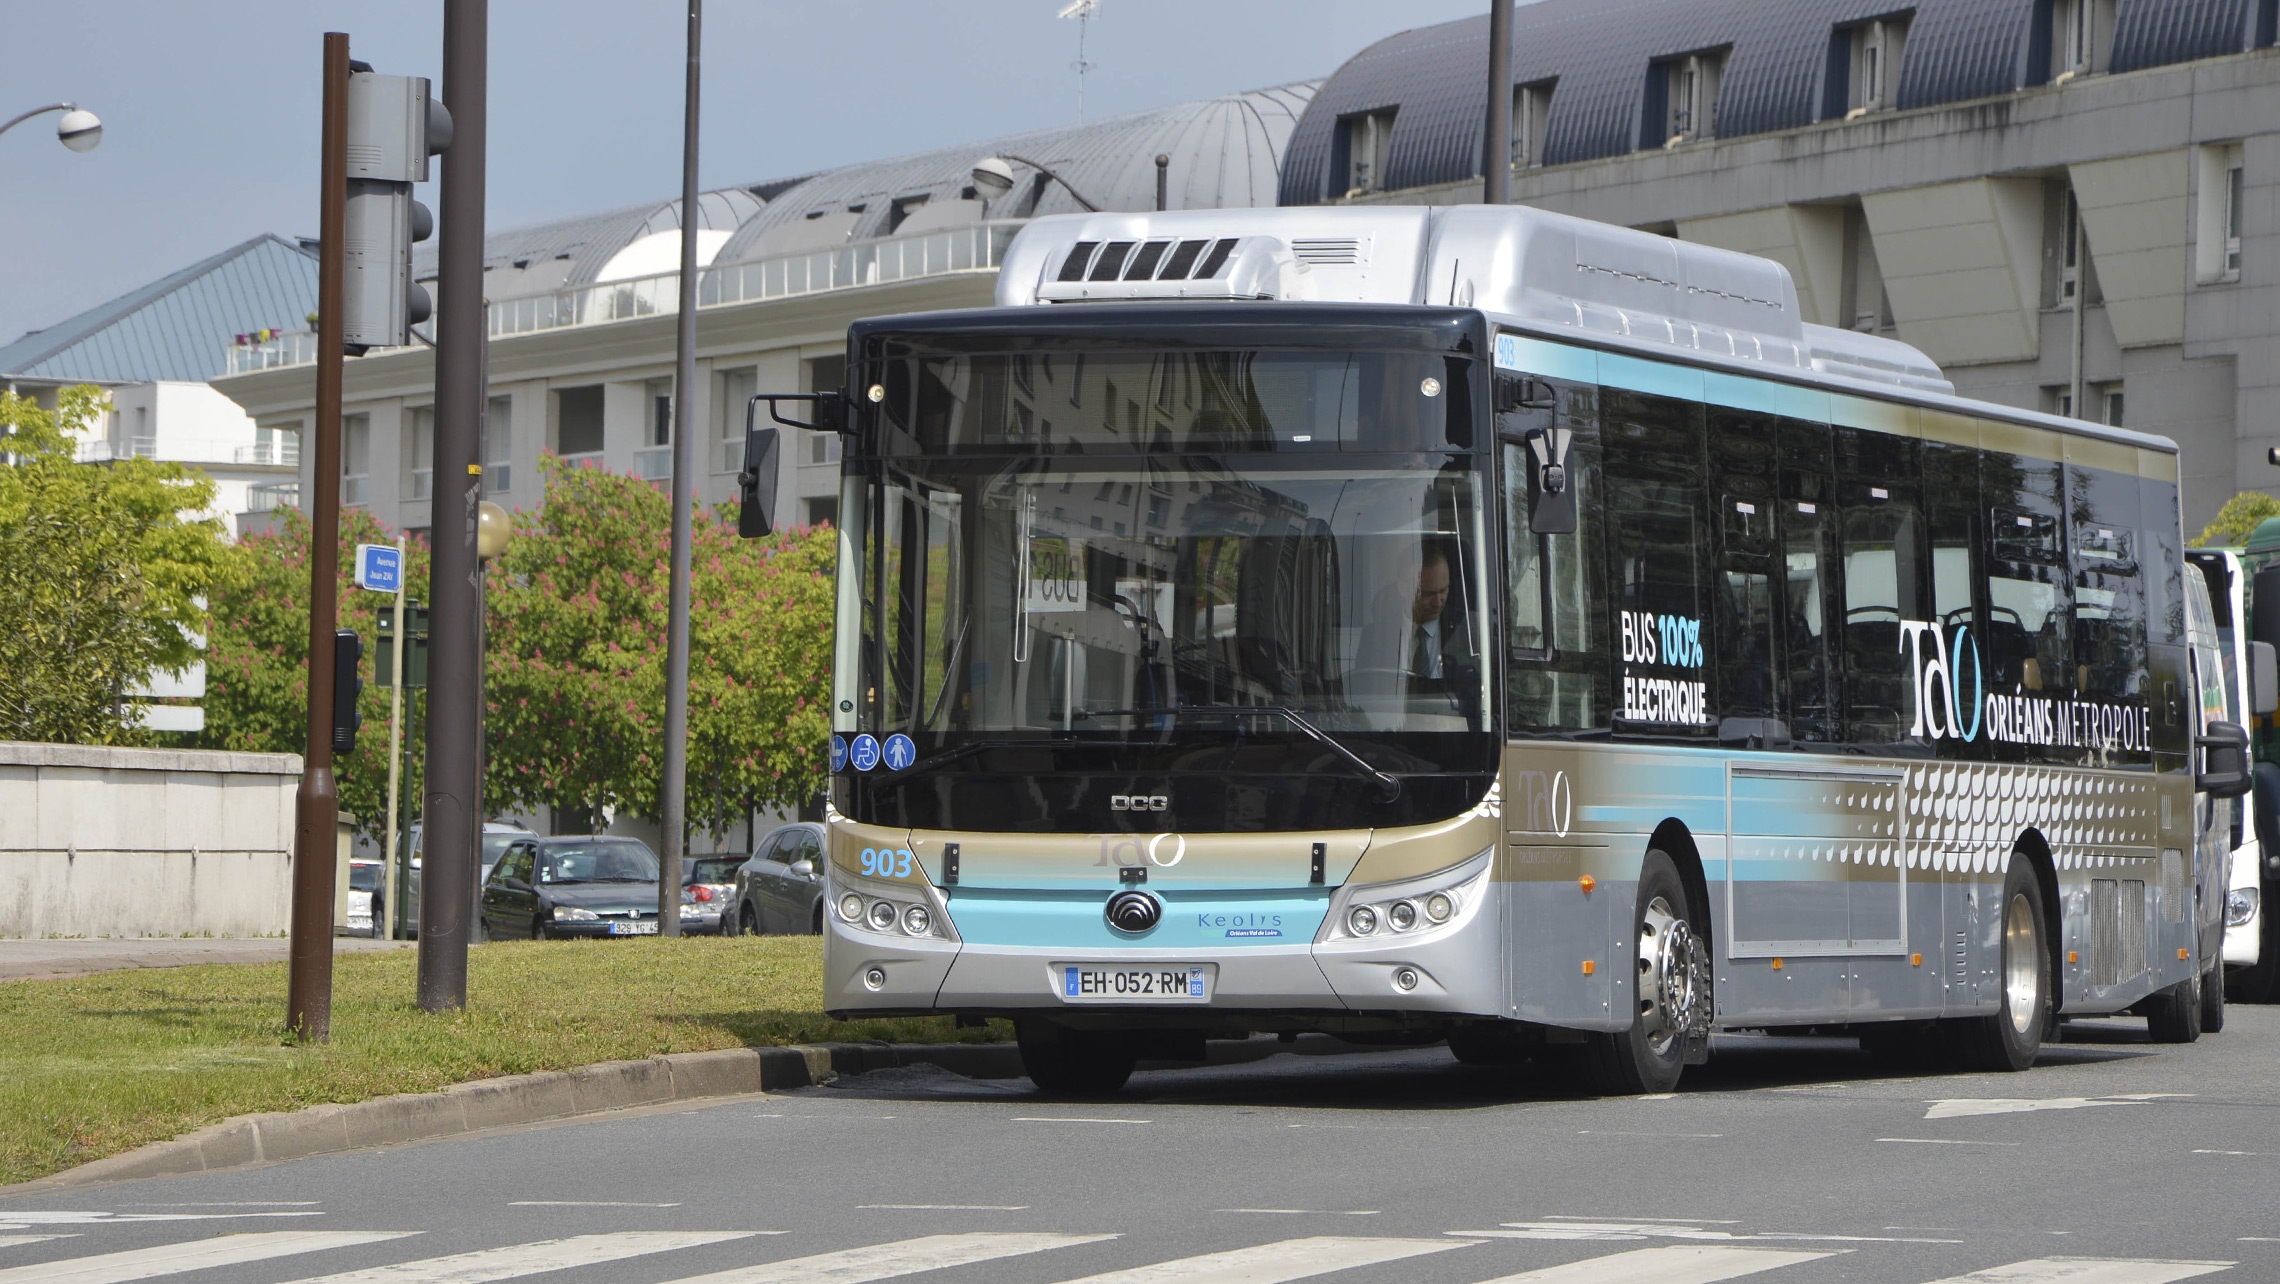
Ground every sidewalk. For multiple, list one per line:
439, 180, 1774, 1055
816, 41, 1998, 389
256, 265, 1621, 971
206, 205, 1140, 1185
0, 936, 411, 982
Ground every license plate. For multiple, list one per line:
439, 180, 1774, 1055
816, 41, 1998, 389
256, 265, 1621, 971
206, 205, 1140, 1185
1054, 964, 1211, 1003
609, 920, 659, 936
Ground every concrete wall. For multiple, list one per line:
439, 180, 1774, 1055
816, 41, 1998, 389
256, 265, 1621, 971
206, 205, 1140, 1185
0, 741, 302, 939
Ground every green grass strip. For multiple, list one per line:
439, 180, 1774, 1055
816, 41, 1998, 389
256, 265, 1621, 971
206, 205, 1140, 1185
0, 936, 1002, 1187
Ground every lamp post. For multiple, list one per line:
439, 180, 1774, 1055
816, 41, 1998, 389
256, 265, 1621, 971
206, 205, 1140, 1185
970, 154, 1101, 213
0, 102, 102, 152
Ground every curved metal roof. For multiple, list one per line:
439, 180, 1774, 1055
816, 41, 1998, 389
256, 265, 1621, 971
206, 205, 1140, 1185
712, 82, 1317, 266
413, 186, 770, 298
1280, 0, 2275, 205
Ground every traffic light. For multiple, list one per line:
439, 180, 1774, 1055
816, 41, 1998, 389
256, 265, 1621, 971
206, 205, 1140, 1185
342, 68, 451, 351
333, 630, 365, 753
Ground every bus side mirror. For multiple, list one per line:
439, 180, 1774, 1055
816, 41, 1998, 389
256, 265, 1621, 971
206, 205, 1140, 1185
737, 426, 781, 539
1526, 426, 1575, 535
2199, 720, 2252, 798
2252, 641, 2278, 717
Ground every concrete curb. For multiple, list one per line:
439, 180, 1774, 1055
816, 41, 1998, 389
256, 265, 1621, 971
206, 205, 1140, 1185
0, 1040, 1019, 1196
0, 1032, 1377, 1196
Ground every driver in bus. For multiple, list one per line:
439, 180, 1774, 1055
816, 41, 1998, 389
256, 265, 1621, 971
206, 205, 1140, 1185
1402, 544, 1472, 695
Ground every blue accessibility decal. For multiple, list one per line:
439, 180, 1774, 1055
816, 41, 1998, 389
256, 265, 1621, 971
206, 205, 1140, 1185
850, 734, 881, 772
829, 735, 848, 773
882, 733, 916, 771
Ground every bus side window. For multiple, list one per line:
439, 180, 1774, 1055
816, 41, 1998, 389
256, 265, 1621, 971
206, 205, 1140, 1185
1833, 426, 1924, 747
1982, 447, 2069, 761
1603, 390, 1711, 737
1709, 408, 1779, 725
1780, 420, 1838, 743
1505, 378, 1606, 733
1926, 441, 1983, 757
2070, 461, 2149, 765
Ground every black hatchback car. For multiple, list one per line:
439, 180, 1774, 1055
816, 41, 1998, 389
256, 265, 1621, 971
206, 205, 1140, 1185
480, 836, 665, 939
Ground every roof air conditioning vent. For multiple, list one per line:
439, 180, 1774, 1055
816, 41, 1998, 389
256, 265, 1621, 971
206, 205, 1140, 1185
1290, 238, 1364, 266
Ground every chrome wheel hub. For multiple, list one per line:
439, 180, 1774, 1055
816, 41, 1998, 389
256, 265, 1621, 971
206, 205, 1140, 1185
2002, 891, 2040, 1036
1637, 895, 1711, 1057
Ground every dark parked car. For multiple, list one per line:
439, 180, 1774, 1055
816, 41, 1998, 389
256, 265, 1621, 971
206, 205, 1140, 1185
480, 836, 666, 939
725, 822, 826, 936
679, 856, 745, 935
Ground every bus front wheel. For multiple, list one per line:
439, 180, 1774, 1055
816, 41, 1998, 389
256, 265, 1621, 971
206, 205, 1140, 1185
1580, 851, 1707, 1096
1018, 1023, 1137, 1096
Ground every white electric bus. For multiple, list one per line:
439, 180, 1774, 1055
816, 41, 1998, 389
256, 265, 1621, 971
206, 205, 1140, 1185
737, 204, 2252, 1094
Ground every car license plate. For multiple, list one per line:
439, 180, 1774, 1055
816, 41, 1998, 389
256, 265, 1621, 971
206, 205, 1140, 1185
609, 920, 659, 936
1054, 963, 1212, 1003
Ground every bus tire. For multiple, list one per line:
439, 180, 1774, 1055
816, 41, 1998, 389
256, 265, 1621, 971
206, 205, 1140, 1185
1950, 859, 2049, 1072
2145, 969, 2202, 1044
2199, 963, 2225, 1033
1579, 851, 1703, 1096
1018, 1024, 1137, 1096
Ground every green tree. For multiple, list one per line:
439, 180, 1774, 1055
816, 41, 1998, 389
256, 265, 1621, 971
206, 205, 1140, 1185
484, 456, 835, 840
195, 506, 431, 839
2193, 490, 2280, 549
0, 386, 233, 744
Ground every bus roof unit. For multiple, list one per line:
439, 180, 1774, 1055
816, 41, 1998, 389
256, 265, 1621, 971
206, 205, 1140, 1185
996, 204, 1950, 397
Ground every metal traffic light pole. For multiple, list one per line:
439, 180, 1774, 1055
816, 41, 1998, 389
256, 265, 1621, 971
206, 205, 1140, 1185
1483, 0, 1513, 206
288, 31, 352, 1043
419, 0, 487, 1011
381, 534, 408, 939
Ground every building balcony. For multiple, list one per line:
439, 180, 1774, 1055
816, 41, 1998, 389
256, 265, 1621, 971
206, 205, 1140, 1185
246, 480, 300, 513
222, 221, 1021, 372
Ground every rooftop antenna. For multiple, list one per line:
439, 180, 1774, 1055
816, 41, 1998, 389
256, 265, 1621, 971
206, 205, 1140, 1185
1058, 0, 1099, 123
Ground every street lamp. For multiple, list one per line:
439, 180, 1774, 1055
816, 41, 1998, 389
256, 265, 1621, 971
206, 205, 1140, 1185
970, 153, 1101, 213
0, 101, 103, 152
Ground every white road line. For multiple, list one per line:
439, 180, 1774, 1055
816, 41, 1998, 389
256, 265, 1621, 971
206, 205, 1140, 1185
0, 1231, 413, 1284
1471, 1245, 1835, 1283
1543, 1217, 1742, 1225
1878, 1138, 2023, 1147
1913, 1258, 2234, 1283
1011, 1118, 1151, 1125
0, 1214, 325, 1227
274, 1232, 757, 1283
1046, 1235, 1469, 1283
1578, 1130, 1724, 1138
656, 1232, 1114, 1283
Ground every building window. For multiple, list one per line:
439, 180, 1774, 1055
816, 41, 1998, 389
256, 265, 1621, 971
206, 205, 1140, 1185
1511, 79, 1556, 169
2044, 386, 2076, 419
1838, 15, 1910, 117
2056, 0, 2114, 77
406, 406, 434, 499
888, 194, 928, 233
2197, 142, 2246, 284
485, 395, 512, 495
1336, 108, 1396, 196
2100, 384, 2125, 426
2061, 188, 2082, 305
1651, 49, 1726, 147
636, 380, 674, 482
342, 413, 370, 507
555, 386, 604, 463
805, 496, 838, 528
717, 368, 756, 473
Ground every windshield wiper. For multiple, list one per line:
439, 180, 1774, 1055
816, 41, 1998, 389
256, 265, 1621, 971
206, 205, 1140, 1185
1075, 705, 1402, 802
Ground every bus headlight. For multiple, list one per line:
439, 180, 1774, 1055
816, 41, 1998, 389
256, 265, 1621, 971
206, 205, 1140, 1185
1320, 848, 1492, 945
902, 905, 932, 936
839, 892, 866, 923
2227, 887, 2259, 928
826, 867, 958, 942
867, 900, 899, 931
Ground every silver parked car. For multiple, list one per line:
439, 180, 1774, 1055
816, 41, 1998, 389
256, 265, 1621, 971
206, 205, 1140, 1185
725, 823, 826, 936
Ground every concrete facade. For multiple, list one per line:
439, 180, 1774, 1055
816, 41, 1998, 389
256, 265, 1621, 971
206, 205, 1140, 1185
1341, 48, 2280, 534
0, 741, 302, 939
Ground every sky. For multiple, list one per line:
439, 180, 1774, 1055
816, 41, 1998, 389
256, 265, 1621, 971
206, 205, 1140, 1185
0, 0, 1491, 349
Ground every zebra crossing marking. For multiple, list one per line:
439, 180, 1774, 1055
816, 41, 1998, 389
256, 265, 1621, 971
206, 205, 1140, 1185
1913, 1258, 2235, 1284
274, 1232, 758, 1283
1470, 1244, 1836, 1283
655, 1232, 1115, 1283
0, 1230, 413, 1284
1047, 1235, 1472, 1283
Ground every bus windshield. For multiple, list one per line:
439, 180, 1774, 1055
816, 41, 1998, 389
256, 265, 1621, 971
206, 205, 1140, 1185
836, 344, 1495, 832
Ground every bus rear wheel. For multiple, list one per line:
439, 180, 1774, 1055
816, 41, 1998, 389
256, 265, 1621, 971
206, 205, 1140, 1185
1579, 851, 1707, 1096
1948, 860, 2049, 1071
1017, 1023, 1137, 1096
2145, 967, 2203, 1043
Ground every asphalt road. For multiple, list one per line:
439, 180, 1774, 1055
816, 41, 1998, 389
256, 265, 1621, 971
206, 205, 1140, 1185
6, 1008, 2279, 1284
